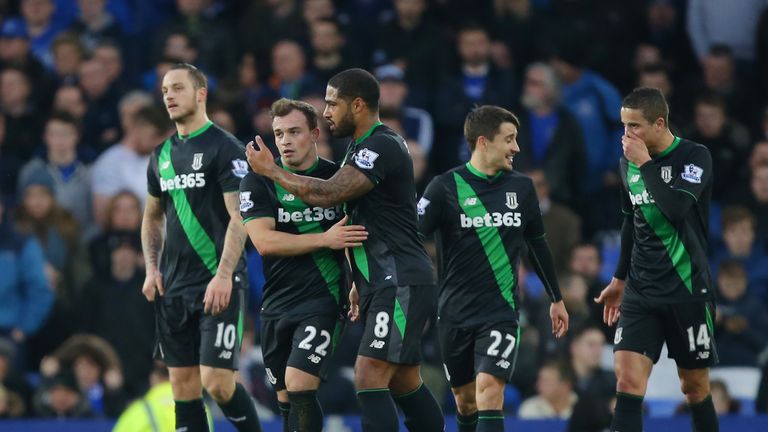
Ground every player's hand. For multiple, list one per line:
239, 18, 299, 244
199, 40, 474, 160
550, 300, 569, 338
204, 275, 232, 315
142, 268, 164, 301
595, 277, 625, 326
245, 136, 275, 176
348, 285, 360, 322
622, 131, 652, 166
323, 215, 368, 249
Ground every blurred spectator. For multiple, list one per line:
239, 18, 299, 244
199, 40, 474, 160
434, 23, 515, 171
308, 18, 359, 84
0, 18, 55, 106
527, 169, 581, 273
0, 195, 52, 367
0, 338, 33, 417
239, 0, 304, 70
13, 0, 65, 69
209, 105, 237, 136
33, 368, 93, 418
270, 39, 322, 100
408, 140, 428, 194
303, 0, 336, 25
79, 57, 122, 151
749, 164, 768, 250
1, 67, 42, 163
698, 44, 755, 123
638, 63, 691, 129
88, 190, 143, 278
91, 105, 168, 225
550, 37, 622, 197
518, 360, 578, 419
644, 1, 698, 79
711, 206, 768, 299
19, 112, 94, 234
687, 0, 765, 62
51, 32, 84, 84
68, 0, 123, 54
39, 334, 128, 417
373, 0, 440, 89
568, 243, 610, 337
569, 324, 615, 399
532, 274, 589, 356
752, 141, 768, 170
113, 362, 175, 432
376, 64, 434, 151
153, 0, 237, 80
715, 260, 768, 366
515, 63, 586, 208
676, 378, 741, 416
52, 84, 88, 125
687, 93, 751, 204
490, 0, 548, 76
92, 40, 125, 94
80, 231, 153, 399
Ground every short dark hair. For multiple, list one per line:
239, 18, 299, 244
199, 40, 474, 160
327, 68, 380, 111
169, 63, 207, 90
721, 205, 755, 230
570, 323, 604, 343
270, 98, 318, 130
463, 105, 520, 152
708, 43, 733, 59
457, 21, 490, 38
133, 106, 170, 133
47, 111, 80, 133
694, 92, 726, 112
718, 260, 746, 279
638, 63, 668, 77
622, 87, 669, 125
541, 359, 575, 384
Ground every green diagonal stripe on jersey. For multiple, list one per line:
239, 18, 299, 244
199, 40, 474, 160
393, 298, 406, 338
274, 181, 341, 303
454, 172, 516, 310
628, 162, 693, 293
158, 139, 218, 274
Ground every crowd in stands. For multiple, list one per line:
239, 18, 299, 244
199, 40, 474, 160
1, 0, 768, 425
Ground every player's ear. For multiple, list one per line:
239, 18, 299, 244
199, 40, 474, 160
197, 87, 208, 103
311, 127, 320, 141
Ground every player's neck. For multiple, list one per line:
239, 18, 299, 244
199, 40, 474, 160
176, 112, 211, 138
468, 155, 500, 178
648, 130, 676, 156
353, 115, 381, 142
283, 153, 319, 173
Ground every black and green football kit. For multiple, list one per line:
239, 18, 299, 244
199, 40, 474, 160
147, 121, 249, 369
613, 136, 717, 369
418, 162, 562, 386
342, 122, 435, 364
239, 157, 346, 390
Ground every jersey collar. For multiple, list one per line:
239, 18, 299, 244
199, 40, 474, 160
178, 120, 213, 140
465, 161, 503, 182
354, 121, 383, 145
654, 136, 681, 159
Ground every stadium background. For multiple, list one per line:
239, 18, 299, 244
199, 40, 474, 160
1, 0, 768, 430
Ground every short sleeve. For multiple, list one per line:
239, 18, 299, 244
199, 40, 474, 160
146, 153, 161, 197
348, 135, 402, 185
671, 145, 712, 201
239, 173, 275, 223
217, 138, 248, 192
417, 176, 446, 236
523, 178, 545, 240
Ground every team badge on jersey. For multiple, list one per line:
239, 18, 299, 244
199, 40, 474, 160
681, 164, 703, 184
417, 197, 430, 215
239, 191, 254, 212
231, 159, 248, 178
192, 153, 204, 170
505, 192, 518, 210
661, 166, 672, 183
354, 148, 379, 169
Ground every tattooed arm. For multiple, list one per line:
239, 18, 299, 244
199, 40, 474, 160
246, 139, 374, 207
216, 191, 248, 279
141, 195, 166, 300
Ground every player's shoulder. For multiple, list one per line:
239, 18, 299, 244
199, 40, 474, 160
210, 124, 245, 149
507, 170, 536, 188
367, 124, 406, 149
678, 138, 711, 157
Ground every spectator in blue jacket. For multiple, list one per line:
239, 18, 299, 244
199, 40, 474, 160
0, 193, 53, 368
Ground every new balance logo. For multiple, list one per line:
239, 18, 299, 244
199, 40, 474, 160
227, 416, 247, 422
282, 193, 295, 201
630, 175, 640, 183
496, 359, 510, 369
369, 340, 385, 349
219, 350, 232, 359
696, 351, 710, 360
308, 354, 322, 364
464, 197, 477, 206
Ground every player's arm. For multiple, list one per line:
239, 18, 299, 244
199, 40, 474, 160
216, 192, 248, 280
246, 137, 374, 207
614, 177, 634, 280
639, 146, 712, 223
416, 176, 445, 238
141, 195, 166, 300
245, 215, 367, 256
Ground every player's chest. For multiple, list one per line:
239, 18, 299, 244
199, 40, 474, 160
272, 188, 343, 231
624, 159, 685, 208
449, 183, 528, 232
158, 145, 215, 193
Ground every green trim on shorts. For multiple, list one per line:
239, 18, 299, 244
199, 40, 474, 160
356, 388, 389, 394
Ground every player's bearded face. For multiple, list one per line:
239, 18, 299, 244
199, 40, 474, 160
323, 86, 356, 138
330, 107, 356, 138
